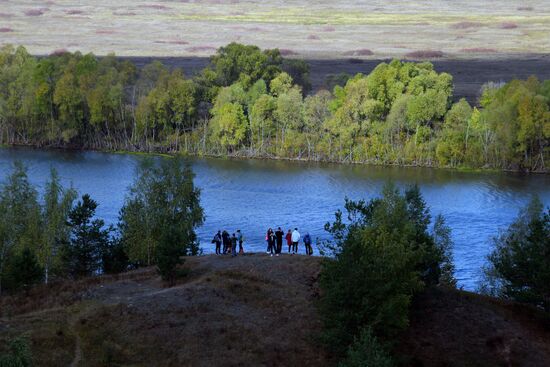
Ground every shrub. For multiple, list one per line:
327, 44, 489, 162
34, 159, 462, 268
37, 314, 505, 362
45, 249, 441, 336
0, 337, 32, 367
451, 22, 483, 29
338, 328, 393, 367
23, 9, 45, 16
6, 248, 43, 292
500, 22, 518, 29
405, 50, 444, 59
343, 49, 374, 57
483, 197, 550, 311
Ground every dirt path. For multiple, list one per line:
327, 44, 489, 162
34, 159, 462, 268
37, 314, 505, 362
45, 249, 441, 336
69, 311, 83, 367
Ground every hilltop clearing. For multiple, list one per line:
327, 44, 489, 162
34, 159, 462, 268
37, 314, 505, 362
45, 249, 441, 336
1, 254, 549, 366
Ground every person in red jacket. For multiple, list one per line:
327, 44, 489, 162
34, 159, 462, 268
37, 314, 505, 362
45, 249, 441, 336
285, 229, 292, 253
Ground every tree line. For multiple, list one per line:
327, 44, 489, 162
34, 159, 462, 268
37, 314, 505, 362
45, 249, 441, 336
0, 157, 203, 295
0, 43, 548, 171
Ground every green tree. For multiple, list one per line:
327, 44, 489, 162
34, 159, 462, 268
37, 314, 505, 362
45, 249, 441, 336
483, 197, 550, 310
0, 162, 41, 295
101, 238, 129, 275
41, 168, 77, 283
282, 58, 311, 95
250, 94, 276, 153
319, 183, 453, 358
210, 43, 282, 88
7, 247, 44, 292
60, 194, 110, 279
119, 157, 204, 267
433, 214, 457, 287
436, 99, 473, 167
209, 102, 247, 152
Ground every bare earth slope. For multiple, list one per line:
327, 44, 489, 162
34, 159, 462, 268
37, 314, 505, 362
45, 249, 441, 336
123, 55, 550, 104
1, 254, 549, 366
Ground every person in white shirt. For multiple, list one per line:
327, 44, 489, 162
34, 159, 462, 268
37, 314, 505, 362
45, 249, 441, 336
291, 228, 300, 254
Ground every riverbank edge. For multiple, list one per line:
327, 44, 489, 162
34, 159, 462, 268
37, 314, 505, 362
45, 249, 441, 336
3, 142, 547, 175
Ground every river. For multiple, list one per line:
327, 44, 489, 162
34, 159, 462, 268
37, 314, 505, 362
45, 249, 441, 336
1, 147, 548, 289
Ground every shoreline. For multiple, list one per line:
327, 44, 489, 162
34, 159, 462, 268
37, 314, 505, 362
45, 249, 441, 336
2, 143, 546, 175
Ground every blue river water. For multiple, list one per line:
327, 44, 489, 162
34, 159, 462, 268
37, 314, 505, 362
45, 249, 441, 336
1, 147, 548, 290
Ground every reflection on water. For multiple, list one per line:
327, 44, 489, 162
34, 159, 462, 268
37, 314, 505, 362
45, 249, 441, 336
1, 147, 549, 290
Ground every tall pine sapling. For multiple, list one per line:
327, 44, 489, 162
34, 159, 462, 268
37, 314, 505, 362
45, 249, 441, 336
60, 194, 110, 279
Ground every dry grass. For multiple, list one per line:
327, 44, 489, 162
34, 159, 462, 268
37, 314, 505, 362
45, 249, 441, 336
0, 254, 329, 366
2, 0, 549, 58
398, 287, 550, 366
1, 255, 549, 366
0, 27, 13, 32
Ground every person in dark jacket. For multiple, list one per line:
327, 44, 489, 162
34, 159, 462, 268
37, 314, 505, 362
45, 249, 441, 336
213, 230, 222, 255
266, 228, 276, 256
230, 233, 238, 257
275, 227, 284, 256
222, 230, 230, 254
285, 229, 292, 253
303, 232, 313, 255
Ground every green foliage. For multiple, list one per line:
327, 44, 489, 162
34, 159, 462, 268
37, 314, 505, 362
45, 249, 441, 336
483, 197, 550, 311
0, 162, 41, 295
101, 238, 129, 275
338, 328, 393, 367
59, 194, 111, 279
0, 337, 32, 367
209, 42, 283, 88
319, 184, 454, 359
0, 43, 548, 171
209, 102, 248, 152
6, 248, 43, 292
41, 168, 77, 283
119, 157, 204, 268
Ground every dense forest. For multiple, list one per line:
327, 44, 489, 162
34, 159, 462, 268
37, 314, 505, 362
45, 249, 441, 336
0, 43, 548, 171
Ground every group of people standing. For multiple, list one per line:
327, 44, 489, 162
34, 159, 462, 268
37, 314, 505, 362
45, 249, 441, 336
211, 227, 314, 257
212, 230, 244, 257
266, 227, 313, 256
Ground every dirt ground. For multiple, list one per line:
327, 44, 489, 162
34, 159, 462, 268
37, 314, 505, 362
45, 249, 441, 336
1, 254, 549, 366
397, 288, 550, 367
123, 55, 550, 104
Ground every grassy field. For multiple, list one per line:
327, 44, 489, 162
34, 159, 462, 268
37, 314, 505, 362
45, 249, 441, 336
1, 0, 550, 58
1, 254, 549, 366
